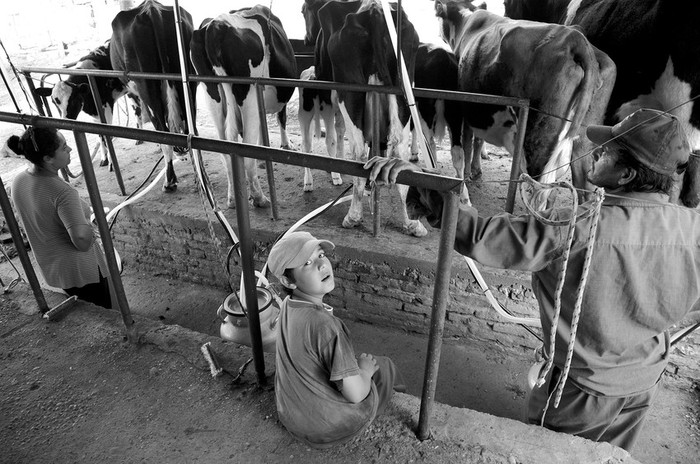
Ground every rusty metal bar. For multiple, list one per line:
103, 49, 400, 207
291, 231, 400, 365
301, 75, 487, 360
0, 112, 463, 194
0, 175, 49, 313
21, 66, 529, 108
371, 91, 381, 236
229, 149, 267, 385
86, 75, 127, 196
22, 72, 45, 116
505, 106, 530, 213
72, 130, 136, 342
417, 190, 460, 441
255, 83, 279, 220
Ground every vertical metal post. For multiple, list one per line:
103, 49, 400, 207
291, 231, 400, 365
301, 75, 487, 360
0, 65, 22, 113
230, 150, 267, 385
255, 84, 279, 220
417, 191, 460, 440
86, 75, 127, 196
371, 91, 381, 236
23, 72, 45, 116
505, 106, 529, 213
0, 175, 49, 313
73, 131, 136, 342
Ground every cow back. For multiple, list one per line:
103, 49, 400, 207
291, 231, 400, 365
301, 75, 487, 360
110, 0, 195, 132
324, 0, 419, 143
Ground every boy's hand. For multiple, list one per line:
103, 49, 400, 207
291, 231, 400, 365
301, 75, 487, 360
358, 353, 379, 376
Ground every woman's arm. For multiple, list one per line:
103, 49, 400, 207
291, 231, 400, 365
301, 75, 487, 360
66, 224, 94, 252
340, 353, 378, 403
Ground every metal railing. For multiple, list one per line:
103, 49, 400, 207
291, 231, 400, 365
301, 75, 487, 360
11, 63, 531, 441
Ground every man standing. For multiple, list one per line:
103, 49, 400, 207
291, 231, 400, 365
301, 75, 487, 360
365, 108, 700, 452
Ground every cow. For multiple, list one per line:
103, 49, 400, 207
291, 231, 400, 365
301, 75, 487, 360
299, 0, 348, 193
433, 0, 615, 195
318, 0, 427, 236
35, 41, 143, 167
412, 42, 477, 202
505, 0, 700, 207
298, 66, 345, 191
503, 0, 571, 24
110, 0, 197, 193
190, 5, 297, 208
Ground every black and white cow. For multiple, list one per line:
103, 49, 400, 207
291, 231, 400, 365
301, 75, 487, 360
190, 5, 297, 208
503, 0, 570, 24
412, 42, 478, 202
565, 0, 700, 206
434, 0, 615, 193
110, 0, 196, 193
299, 0, 347, 193
298, 66, 345, 191
36, 41, 143, 167
505, 0, 700, 206
319, 0, 426, 236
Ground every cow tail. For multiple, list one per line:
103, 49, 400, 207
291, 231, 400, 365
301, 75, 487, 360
565, 32, 598, 139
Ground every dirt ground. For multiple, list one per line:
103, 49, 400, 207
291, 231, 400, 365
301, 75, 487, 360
1, 76, 699, 463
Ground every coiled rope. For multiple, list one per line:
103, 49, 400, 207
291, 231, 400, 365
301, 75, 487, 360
517, 174, 605, 415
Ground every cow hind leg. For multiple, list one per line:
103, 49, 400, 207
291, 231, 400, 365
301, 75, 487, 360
471, 137, 484, 181
162, 146, 178, 192
278, 108, 291, 150
321, 105, 342, 186
395, 183, 428, 237
298, 100, 315, 192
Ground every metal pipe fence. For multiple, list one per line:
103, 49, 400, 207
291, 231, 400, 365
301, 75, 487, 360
11, 63, 531, 440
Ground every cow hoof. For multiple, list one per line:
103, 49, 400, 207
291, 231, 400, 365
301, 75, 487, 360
481, 151, 490, 160
252, 196, 270, 208
409, 153, 419, 163
342, 215, 362, 229
403, 220, 428, 237
99, 159, 109, 167
162, 184, 177, 193
470, 170, 483, 181
331, 174, 343, 186
280, 144, 291, 150
304, 183, 313, 192
135, 140, 143, 146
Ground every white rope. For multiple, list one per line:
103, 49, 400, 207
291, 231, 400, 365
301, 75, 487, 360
516, 173, 605, 418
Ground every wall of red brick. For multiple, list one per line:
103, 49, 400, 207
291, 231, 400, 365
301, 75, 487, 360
110, 206, 542, 356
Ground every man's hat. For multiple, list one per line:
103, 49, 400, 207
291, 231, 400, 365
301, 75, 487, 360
267, 231, 334, 280
587, 108, 690, 176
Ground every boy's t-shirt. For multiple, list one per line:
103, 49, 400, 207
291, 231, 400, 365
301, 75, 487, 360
275, 297, 378, 448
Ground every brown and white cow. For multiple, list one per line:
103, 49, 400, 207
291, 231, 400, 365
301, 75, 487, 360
434, 0, 615, 193
110, 0, 196, 193
505, 0, 700, 206
190, 5, 297, 208
36, 41, 143, 167
318, 0, 426, 236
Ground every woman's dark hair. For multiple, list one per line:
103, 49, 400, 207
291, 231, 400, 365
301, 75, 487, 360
615, 146, 676, 195
6, 127, 61, 165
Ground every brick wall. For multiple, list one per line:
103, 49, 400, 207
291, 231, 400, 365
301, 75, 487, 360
110, 205, 542, 355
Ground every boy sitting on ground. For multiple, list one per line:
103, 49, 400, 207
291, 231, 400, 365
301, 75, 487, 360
268, 231, 404, 448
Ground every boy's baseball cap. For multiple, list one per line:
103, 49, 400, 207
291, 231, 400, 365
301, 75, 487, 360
267, 231, 335, 280
587, 108, 690, 176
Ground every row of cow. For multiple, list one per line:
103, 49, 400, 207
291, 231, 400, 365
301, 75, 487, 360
36, 0, 700, 241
